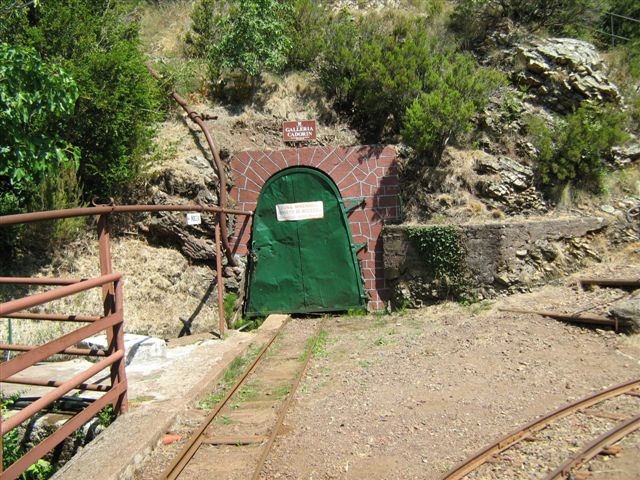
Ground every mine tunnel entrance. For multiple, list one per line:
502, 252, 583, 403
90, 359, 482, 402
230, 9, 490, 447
245, 167, 366, 316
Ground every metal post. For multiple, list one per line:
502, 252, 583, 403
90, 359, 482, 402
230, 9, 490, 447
611, 14, 615, 47
96, 214, 120, 411
215, 221, 225, 336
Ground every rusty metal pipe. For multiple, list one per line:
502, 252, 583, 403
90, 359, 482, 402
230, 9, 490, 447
498, 307, 615, 327
2, 312, 99, 322
0, 272, 121, 317
1, 311, 121, 380
0, 343, 107, 357
1, 349, 124, 434
0, 277, 84, 285
215, 222, 225, 335
147, 66, 237, 266
2, 376, 110, 392
579, 278, 640, 288
0, 204, 250, 227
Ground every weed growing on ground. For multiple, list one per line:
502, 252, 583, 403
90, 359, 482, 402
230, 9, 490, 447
217, 415, 233, 425
198, 345, 261, 409
271, 385, 290, 399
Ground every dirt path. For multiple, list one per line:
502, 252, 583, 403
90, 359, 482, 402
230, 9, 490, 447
259, 273, 640, 478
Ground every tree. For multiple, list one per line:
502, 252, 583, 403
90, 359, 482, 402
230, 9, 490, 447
0, 43, 79, 214
207, 0, 294, 80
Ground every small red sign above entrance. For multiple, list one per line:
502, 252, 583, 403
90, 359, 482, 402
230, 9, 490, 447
283, 120, 317, 142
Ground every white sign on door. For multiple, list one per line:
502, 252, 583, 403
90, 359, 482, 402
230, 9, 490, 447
276, 201, 324, 221
186, 212, 202, 225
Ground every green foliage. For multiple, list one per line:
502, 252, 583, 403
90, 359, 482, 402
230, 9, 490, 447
406, 225, 468, 299
223, 292, 239, 320
526, 103, 629, 192
286, 0, 331, 70
605, 0, 640, 41
207, 0, 293, 80
451, 0, 605, 46
2, 393, 55, 479
319, 12, 503, 157
0, 43, 79, 212
3, 0, 163, 199
401, 54, 504, 162
97, 405, 116, 428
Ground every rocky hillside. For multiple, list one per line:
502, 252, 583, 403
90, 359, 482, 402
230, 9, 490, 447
2, 0, 639, 341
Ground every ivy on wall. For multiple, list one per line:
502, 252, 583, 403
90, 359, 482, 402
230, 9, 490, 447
406, 225, 468, 299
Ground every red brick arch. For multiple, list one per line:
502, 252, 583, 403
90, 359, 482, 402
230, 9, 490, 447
229, 145, 400, 310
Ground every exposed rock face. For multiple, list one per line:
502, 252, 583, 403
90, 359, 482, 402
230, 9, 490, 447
473, 153, 546, 214
514, 37, 621, 112
611, 141, 640, 167
384, 217, 608, 307
146, 156, 221, 261
610, 293, 640, 334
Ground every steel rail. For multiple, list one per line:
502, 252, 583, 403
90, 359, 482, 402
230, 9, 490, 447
0, 277, 84, 285
2, 376, 110, 392
1, 350, 124, 434
250, 324, 323, 480
544, 414, 640, 480
579, 278, 640, 288
0, 343, 107, 357
498, 307, 615, 327
0, 272, 121, 317
2, 312, 99, 322
0, 203, 250, 227
440, 379, 640, 480
162, 318, 290, 480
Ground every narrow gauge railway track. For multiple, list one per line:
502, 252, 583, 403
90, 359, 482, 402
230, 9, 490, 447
162, 318, 322, 480
441, 379, 640, 480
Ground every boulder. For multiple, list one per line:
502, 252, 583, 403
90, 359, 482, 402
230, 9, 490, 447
610, 295, 640, 334
513, 37, 621, 112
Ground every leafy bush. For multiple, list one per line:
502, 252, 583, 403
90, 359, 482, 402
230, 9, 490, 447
286, 0, 331, 70
605, 0, 640, 41
320, 13, 503, 158
401, 54, 504, 162
406, 225, 468, 299
527, 103, 629, 192
2, 0, 163, 199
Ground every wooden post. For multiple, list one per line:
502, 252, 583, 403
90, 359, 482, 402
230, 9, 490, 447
215, 221, 226, 336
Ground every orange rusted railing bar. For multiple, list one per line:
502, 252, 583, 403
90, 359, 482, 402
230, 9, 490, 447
0, 277, 84, 285
3, 312, 99, 322
110, 278, 128, 413
0, 272, 121, 317
1, 381, 126, 480
0, 204, 251, 227
0, 343, 107, 357
2, 376, 110, 391
1, 349, 124, 435
1, 311, 121, 380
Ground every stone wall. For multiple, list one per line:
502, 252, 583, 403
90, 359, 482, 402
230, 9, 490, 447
384, 217, 608, 306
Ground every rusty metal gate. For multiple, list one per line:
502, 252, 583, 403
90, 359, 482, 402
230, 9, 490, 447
245, 167, 366, 315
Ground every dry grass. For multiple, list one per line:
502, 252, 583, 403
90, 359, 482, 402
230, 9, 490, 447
1, 235, 222, 345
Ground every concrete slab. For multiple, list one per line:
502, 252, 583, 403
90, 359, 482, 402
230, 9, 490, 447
51, 315, 289, 480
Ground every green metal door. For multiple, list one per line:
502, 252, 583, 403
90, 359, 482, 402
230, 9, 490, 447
245, 167, 366, 316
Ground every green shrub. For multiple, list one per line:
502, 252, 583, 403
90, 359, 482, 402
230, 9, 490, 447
207, 0, 293, 81
604, 0, 640, 41
401, 53, 504, 163
320, 13, 503, 156
527, 103, 629, 193
2, 0, 163, 199
286, 0, 331, 70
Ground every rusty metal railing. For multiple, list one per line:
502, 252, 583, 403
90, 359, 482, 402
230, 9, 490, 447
0, 203, 252, 479
0, 273, 127, 480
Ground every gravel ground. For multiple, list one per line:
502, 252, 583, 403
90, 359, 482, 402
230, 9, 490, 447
258, 256, 640, 479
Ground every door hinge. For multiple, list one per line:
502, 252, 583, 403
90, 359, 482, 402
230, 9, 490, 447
352, 243, 368, 253
339, 197, 365, 214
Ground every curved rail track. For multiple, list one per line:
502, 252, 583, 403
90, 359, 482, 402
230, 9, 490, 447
441, 379, 640, 480
161, 319, 322, 480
